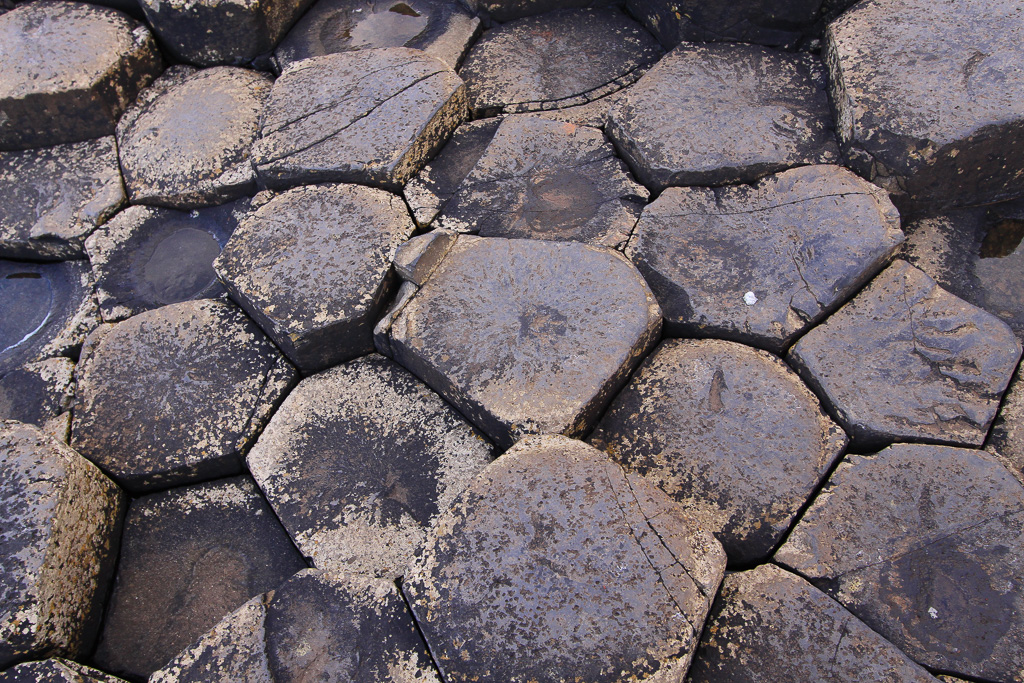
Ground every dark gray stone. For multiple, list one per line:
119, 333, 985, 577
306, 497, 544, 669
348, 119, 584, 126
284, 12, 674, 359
788, 260, 1022, 449
392, 230, 458, 285
776, 444, 1024, 682
476, 0, 620, 22
0, 358, 75, 441
988, 361, 1024, 479
626, 0, 823, 49
607, 43, 839, 191
0, 659, 127, 683
214, 184, 414, 373
70, 299, 296, 493
626, 164, 904, 351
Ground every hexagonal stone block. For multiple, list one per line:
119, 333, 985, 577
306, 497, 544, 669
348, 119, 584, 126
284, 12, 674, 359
776, 444, 1024, 682
0, 1, 161, 150
404, 435, 726, 683
627, 164, 904, 351
253, 48, 466, 191
70, 299, 297, 493
988, 362, 1024, 477
0, 137, 124, 260
0, 422, 124, 668
215, 184, 414, 373
788, 260, 1022, 449
458, 8, 661, 116
381, 236, 662, 448
589, 339, 847, 565
825, 0, 1024, 213
117, 66, 272, 209
0, 358, 75, 441
0, 659, 127, 683
607, 43, 839, 191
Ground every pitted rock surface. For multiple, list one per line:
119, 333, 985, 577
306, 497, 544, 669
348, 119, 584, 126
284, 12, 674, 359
215, 184, 414, 373
776, 444, 1024, 682
253, 48, 466, 191
383, 236, 662, 448
627, 164, 903, 351
0, 358, 75, 441
788, 260, 1022, 448
0, 422, 124, 668
0, 1, 161, 150
70, 299, 296, 493
988, 363, 1024, 477
0, 658, 127, 682
607, 43, 839, 191
475, 0, 620, 22
589, 339, 847, 565
403, 435, 726, 683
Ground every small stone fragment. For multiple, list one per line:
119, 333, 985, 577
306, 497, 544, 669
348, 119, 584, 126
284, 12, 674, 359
0, 659, 127, 683
0, 358, 75, 440
988, 361, 1024, 478
393, 230, 458, 286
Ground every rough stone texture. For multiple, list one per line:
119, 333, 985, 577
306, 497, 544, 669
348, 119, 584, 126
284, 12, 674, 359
0, 1, 161, 150
215, 184, 414, 373
0, 137, 125, 261
0, 358, 75, 441
0, 659, 126, 683
392, 230, 458, 286
476, 0, 620, 22
248, 354, 494, 577
458, 8, 661, 116
825, 0, 1024, 214
776, 444, 1024, 682
404, 434, 726, 683
788, 260, 1022, 449
274, 0, 480, 73
987, 361, 1024, 480
253, 48, 466, 192
435, 116, 648, 248
589, 339, 847, 565
70, 299, 296, 493
687, 564, 940, 682
383, 236, 662, 448
627, 164, 904, 351
117, 66, 272, 209
607, 43, 839, 191
0, 422, 124, 668
92, 476, 307, 681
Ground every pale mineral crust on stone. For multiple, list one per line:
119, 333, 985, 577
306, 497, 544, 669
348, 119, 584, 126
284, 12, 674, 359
0, 657, 129, 682
0, 358, 76, 442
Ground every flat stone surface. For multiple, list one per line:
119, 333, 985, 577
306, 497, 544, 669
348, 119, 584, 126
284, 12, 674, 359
776, 444, 1024, 682
987, 361, 1024, 481
589, 339, 847, 565
435, 116, 648, 248
0, 422, 124, 668
0, 358, 75, 441
0, 137, 124, 260
253, 48, 466, 191
687, 564, 940, 682
117, 66, 272, 209
70, 299, 296, 493
403, 434, 726, 683
384, 236, 662, 448
825, 0, 1024, 213
92, 476, 307, 681
0, 659, 125, 683
607, 43, 839, 191
215, 184, 414, 373
627, 164, 904, 351
458, 8, 661, 116
0, 1, 161, 150
788, 260, 1022, 449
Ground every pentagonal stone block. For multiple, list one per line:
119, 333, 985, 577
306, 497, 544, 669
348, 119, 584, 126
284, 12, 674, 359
589, 339, 847, 565
607, 43, 839, 191
215, 184, 414, 373
0, 422, 124, 668
0, 359, 75, 441
988, 362, 1024, 477
435, 116, 648, 248
70, 299, 296, 493
253, 48, 466, 191
92, 476, 307, 680
776, 444, 1024, 682
458, 8, 661, 116
0, 1, 161, 150
0, 659, 127, 683
825, 0, 1024, 213
788, 260, 1022, 449
382, 236, 662, 449
117, 66, 272, 209
627, 164, 904, 351
404, 435, 726, 683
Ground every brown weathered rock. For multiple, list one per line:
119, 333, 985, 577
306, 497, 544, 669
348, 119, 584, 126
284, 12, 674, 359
0, 358, 75, 441
0, 658, 127, 682
987, 361, 1024, 480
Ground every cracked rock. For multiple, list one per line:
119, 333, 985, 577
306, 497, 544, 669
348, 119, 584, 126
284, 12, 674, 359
0, 658, 127, 682
0, 358, 75, 441
607, 43, 839, 191
988, 362, 1024, 479
775, 443, 1024, 682
403, 434, 726, 683
215, 184, 414, 373
589, 339, 847, 565
70, 299, 296, 493
253, 48, 466, 192
788, 260, 1022, 449
626, 164, 904, 351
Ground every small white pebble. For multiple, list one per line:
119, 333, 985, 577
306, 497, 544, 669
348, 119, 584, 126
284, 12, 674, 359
743, 291, 758, 306
928, 607, 939, 619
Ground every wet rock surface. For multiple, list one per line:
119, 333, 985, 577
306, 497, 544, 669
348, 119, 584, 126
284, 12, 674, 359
0, 658, 126, 682
0, 358, 75, 441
